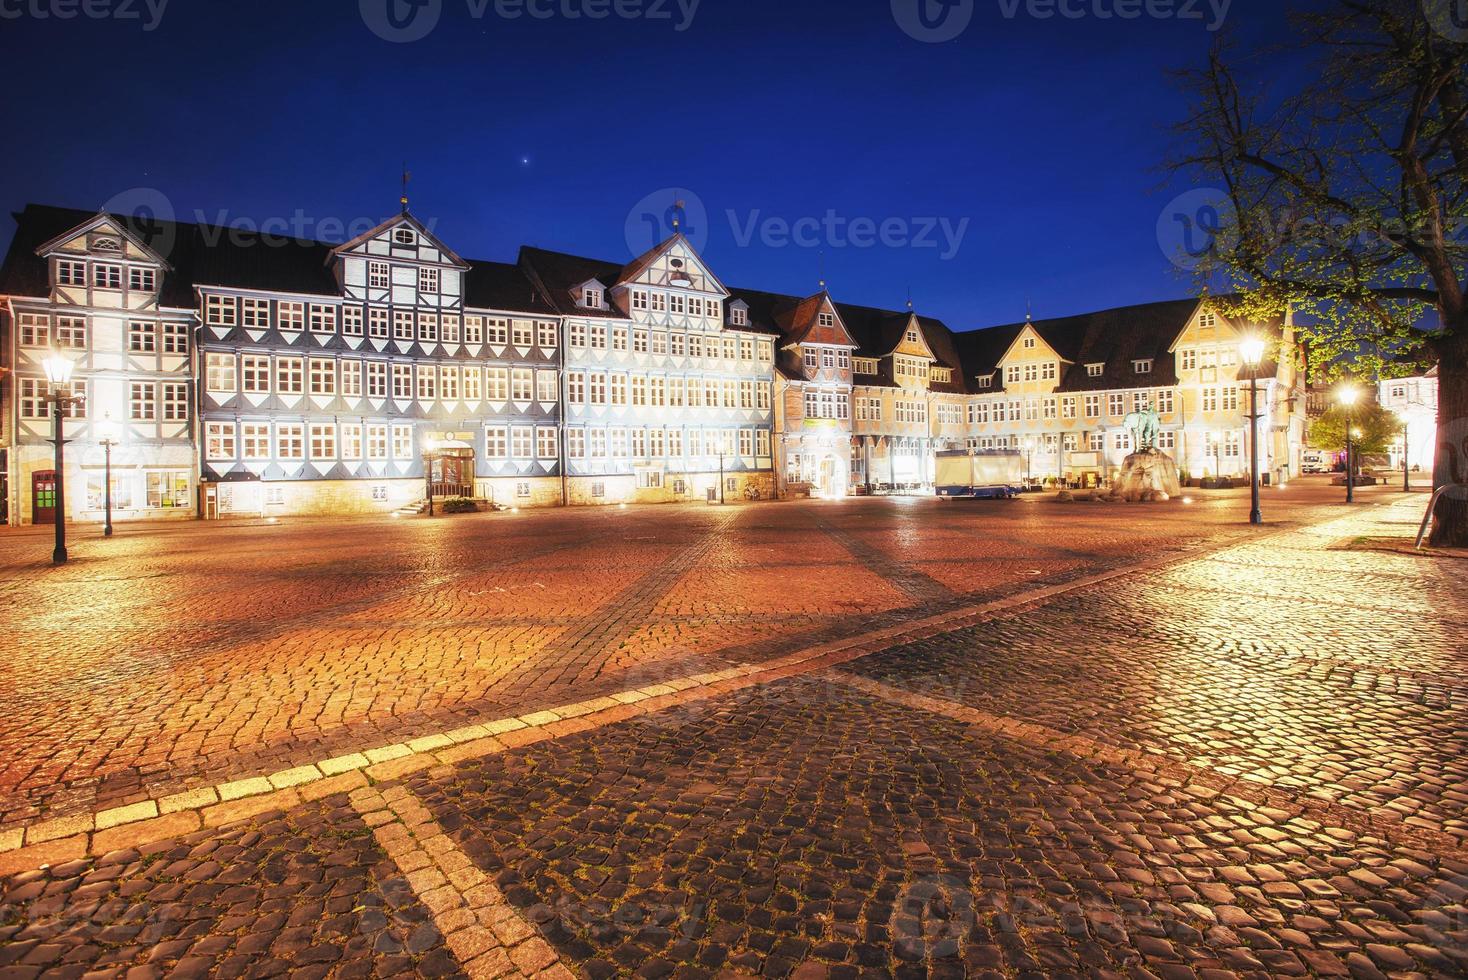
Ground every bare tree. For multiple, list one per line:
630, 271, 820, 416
1171, 0, 1467, 545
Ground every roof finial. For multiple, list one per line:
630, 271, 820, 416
818, 249, 826, 291
906, 285, 914, 312
400, 165, 411, 215
1025, 296, 1033, 322
672, 197, 684, 233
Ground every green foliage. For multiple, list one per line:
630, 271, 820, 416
440, 498, 478, 514
1308, 402, 1399, 456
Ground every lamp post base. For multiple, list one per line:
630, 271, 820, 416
52, 546, 68, 565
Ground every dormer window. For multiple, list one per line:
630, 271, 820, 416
978, 375, 993, 389
1133, 359, 1153, 374
584, 288, 602, 309
731, 307, 748, 326
631, 289, 648, 311
818, 312, 835, 327
1086, 363, 1104, 378
394, 228, 416, 246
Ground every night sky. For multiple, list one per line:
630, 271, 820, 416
0, 0, 1305, 329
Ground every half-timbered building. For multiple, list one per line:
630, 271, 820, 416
518, 235, 778, 504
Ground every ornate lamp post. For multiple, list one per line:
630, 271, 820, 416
1240, 335, 1267, 525
1021, 436, 1035, 487
97, 415, 118, 538
423, 437, 439, 517
1337, 385, 1359, 503
42, 352, 80, 564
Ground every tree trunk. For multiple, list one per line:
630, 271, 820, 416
1428, 324, 1468, 548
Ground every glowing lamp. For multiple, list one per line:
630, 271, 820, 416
1239, 335, 1266, 369
1337, 385, 1360, 408
42, 351, 75, 387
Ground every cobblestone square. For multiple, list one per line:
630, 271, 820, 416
1, 482, 1465, 978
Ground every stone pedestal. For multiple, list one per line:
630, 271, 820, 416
1112, 450, 1181, 502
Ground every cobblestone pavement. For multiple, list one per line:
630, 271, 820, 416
0, 481, 1376, 830
2, 484, 1466, 978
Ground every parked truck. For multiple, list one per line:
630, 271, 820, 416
934, 451, 1024, 500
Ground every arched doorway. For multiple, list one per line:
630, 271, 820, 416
818, 456, 846, 498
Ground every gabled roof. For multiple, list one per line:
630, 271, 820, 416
34, 211, 174, 271
328, 212, 470, 269
517, 246, 631, 318
0, 203, 549, 315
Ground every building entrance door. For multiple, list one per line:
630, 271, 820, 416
431, 450, 475, 498
32, 470, 58, 525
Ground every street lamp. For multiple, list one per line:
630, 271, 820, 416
423, 436, 439, 516
1337, 385, 1359, 503
1396, 411, 1410, 493
42, 351, 80, 564
1021, 436, 1035, 487
1239, 335, 1267, 525
98, 415, 117, 538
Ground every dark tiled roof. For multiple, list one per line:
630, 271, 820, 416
0, 203, 551, 315
517, 246, 628, 318
953, 299, 1204, 394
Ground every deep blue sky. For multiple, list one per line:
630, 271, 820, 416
0, 0, 1301, 329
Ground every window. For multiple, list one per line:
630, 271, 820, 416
731, 306, 748, 326
1133, 359, 1153, 374
511, 426, 533, 459
440, 365, 459, 401
1222, 387, 1240, 412
19, 379, 48, 419
419, 267, 440, 294
1108, 393, 1125, 417
341, 424, 363, 460
277, 357, 304, 395
205, 354, 237, 393
240, 298, 270, 329
57, 259, 86, 286
463, 366, 482, 402
310, 305, 336, 334
391, 425, 413, 459
1087, 363, 1104, 378
310, 359, 336, 396
394, 310, 414, 341
1156, 389, 1174, 414
670, 295, 686, 315
1181, 349, 1197, 371
513, 320, 534, 347
906, 328, 920, 344
632, 290, 648, 311
487, 318, 509, 346
162, 321, 189, 354
819, 312, 835, 327
538, 322, 557, 349
50, 317, 86, 349
416, 365, 437, 402
274, 302, 302, 332
18, 313, 49, 347
205, 422, 235, 461
278, 423, 306, 460
584, 288, 602, 308
367, 425, 388, 460
537, 370, 557, 403
206, 295, 238, 326
394, 228, 416, 246
651, 292, 666, 313
93, 264, 122, 289
129, 267, 157, 293
487, 367, 508, 401
652, 331, 668, 356
1084, 394, 1100, 418
977, 375, 992, 389
1062, 396, 1077, 420
368, 361, 388, 398
242, 355, 271, 394
1023, 336, 1036, 349
341, 360, 363, 397
310, 424, 337, 460
369, 261, 390, 289
511, 368, 533, 402
419, 313, 438, 343
568, 322, 587, 348
369, 308, 389, 339
1041, 362, 1057, 381
537, 427, 558, 460
162, 383, 188, 422
1203, 387, 1219, 412
242, 423, 271, 460
464, 316, 483, 345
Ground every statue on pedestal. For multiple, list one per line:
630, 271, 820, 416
1112, 399, 1181, 502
